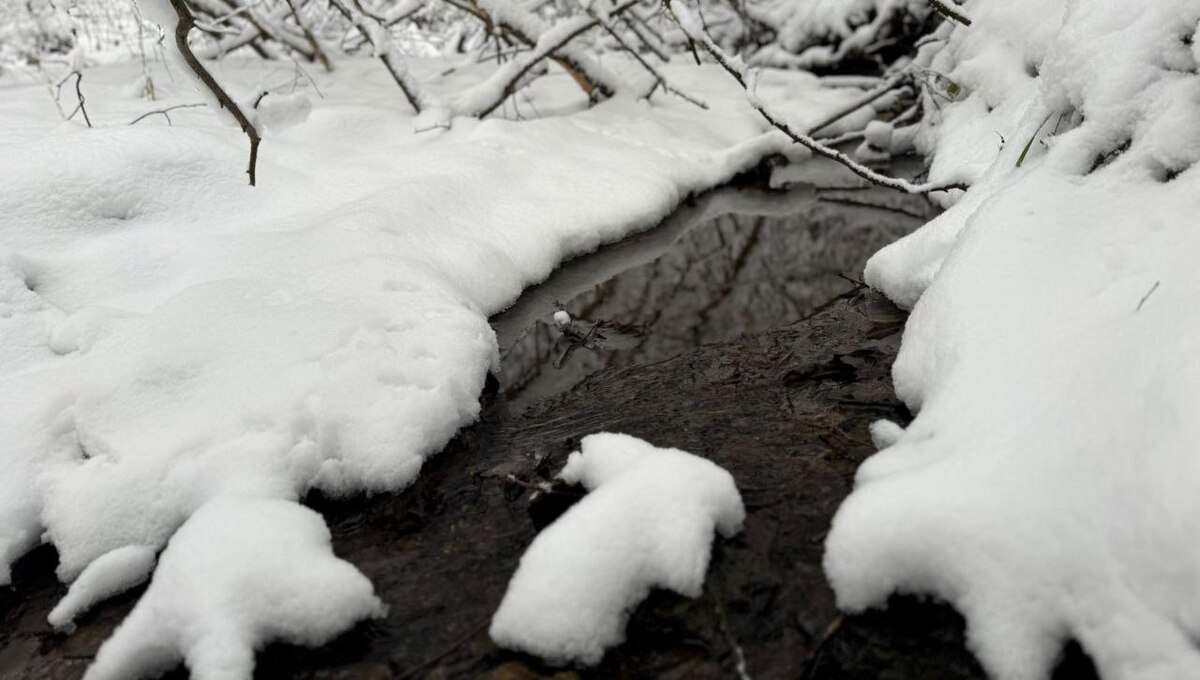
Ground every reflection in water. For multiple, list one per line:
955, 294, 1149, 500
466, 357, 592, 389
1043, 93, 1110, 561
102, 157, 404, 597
493, 184, 935, 410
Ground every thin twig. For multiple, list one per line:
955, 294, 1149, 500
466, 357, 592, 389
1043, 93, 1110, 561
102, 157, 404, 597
806, 72, 910, 136
663, 0, 966, 195
593, 10, 707, 109
925, 0, 972, 26
1136, 281, 1160, 312
127, 102, 206, 126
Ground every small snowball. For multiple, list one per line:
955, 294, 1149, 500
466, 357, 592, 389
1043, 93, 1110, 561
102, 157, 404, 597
490, 433, 744, 666
863, 120, 893, 149
48, 545, 156, 634
256, 93, 312, 134
552, 310, 572, 330
868, 419, 904, 449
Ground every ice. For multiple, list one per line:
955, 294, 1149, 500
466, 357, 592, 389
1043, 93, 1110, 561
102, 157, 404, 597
489, 433, 744, 665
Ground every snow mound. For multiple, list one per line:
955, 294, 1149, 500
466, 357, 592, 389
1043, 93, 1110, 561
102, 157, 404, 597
489, 433, 744, 666
84, 499, 384, 680
48, 545, 156, 634
827, 0, 1200, 678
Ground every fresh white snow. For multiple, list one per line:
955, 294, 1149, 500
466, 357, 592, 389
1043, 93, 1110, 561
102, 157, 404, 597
84, 498, 384, 680
825, 1, 1200, 678
489, 433, 745, 665
47, 544, 156, 634
0, 40, 856, 676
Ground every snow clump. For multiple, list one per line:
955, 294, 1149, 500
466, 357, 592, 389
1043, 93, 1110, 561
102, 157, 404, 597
490, 433, 745, 666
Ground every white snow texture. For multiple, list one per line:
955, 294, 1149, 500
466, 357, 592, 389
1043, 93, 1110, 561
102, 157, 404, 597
490, 433, 744, 665
47, 545, 156, 634
85, 499, 385, 680
825, 1, 1200, 679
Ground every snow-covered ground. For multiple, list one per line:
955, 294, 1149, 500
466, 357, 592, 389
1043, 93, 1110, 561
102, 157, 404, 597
825, 1, 1200, 678
0, 43, 860, 676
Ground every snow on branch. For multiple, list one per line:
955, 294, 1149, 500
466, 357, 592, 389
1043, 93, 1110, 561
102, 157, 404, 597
925, 0, 972, 27
664, 0, 967, 195
469, 0, 624, 100
328, 0, 426, 112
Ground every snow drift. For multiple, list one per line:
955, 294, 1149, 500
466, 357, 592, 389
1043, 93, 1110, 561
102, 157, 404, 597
825, 1, 1200, 678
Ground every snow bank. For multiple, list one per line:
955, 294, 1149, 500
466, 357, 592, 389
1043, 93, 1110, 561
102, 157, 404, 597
826, 1, 1200, 678
0, 54, 855, 675
85, 499, 384, 680
490, 433, 744, 665
48, 545, 156, 634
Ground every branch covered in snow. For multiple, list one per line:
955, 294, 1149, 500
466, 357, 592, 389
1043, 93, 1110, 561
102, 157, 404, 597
665, 0, 966, 195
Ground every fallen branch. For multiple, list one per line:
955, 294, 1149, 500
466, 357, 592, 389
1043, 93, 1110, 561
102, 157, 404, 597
166, 0, 262, 185
806, 72, 910, 136
664, 0, 967, 195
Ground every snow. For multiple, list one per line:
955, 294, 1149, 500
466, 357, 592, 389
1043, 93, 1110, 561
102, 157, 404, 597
0, 47, 858, 675
84, 498, 384, 680
47, 545, 156, 634
489, 433, 744, 665
825, 0, 1200, 678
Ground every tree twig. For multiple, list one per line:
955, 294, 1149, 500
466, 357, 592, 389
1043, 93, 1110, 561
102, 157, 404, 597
127, 102, 206, 126
925, 0, 972, 27
806, 72, 910, 136
664, 0, 967, 195
166, 0, 262, 185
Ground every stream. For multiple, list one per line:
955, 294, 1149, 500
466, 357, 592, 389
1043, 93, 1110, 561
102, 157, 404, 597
0, 182, 1099, 679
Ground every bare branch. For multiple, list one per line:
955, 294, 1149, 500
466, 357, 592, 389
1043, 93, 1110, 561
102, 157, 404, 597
926, 0, 972, 27
664, 0, 966, 195
806, 72, 910, 135
166, 0, 262, 185
128, 102, 206, 125
593, 14, 707, 109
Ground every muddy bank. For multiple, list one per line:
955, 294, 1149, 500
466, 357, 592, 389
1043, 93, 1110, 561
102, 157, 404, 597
0, 187, 1097, 679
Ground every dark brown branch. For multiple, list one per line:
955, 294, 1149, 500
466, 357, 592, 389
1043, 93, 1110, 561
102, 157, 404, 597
595, 17, 707, 109
925, 0, 971, 26
61, 71, 93, 128
167, 0, 262, 185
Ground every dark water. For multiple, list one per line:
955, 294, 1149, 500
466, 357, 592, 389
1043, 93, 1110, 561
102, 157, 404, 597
0, 183, 1098, 680
494, 184, 933, 410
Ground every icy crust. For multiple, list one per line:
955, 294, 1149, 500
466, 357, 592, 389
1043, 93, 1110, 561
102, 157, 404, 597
84, 499, 385, 680
490, 433, 744, 666
829, 0, 1200, 678
0, 56, 853, 675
